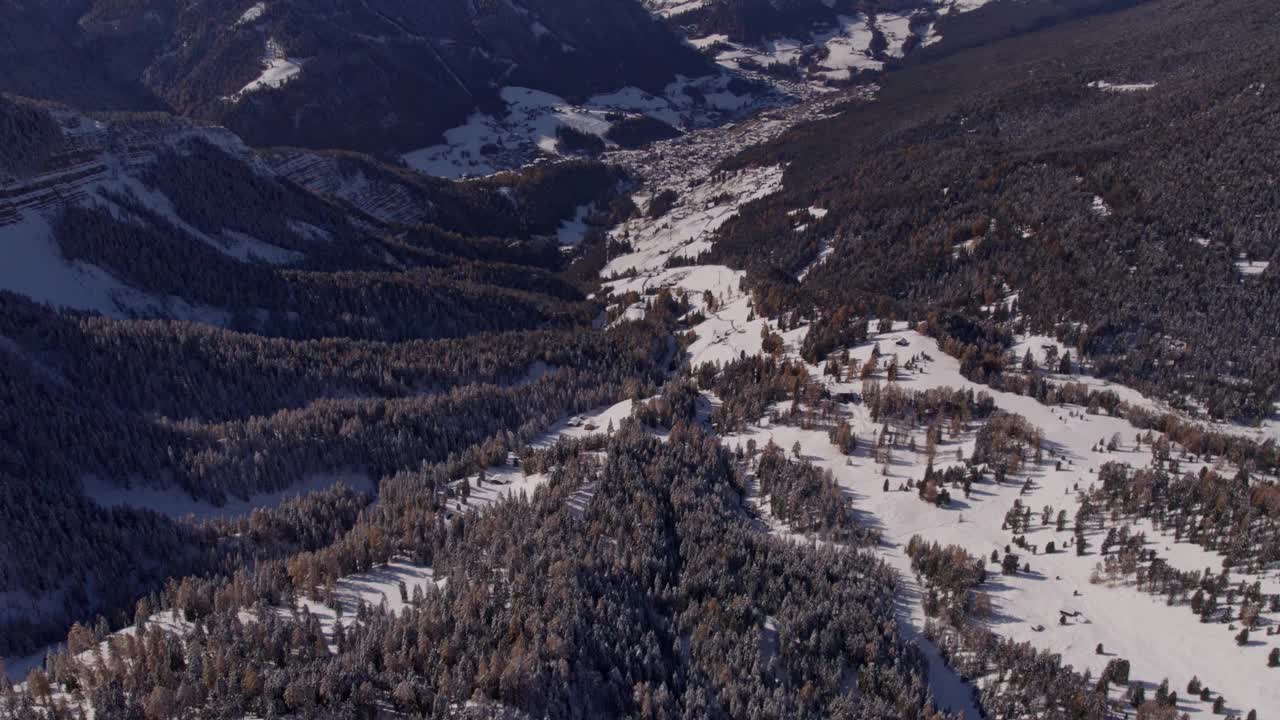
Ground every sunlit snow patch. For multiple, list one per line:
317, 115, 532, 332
1236, 257, 1269, 276
1088, 80, 1157, 93
234, 2, 265, 27
230, 39, 302, 101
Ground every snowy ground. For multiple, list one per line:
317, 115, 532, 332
712, 324, 1280, 717
1236, 258, 1269, 277
439, 399, 635, 515
705, 14, 887, 82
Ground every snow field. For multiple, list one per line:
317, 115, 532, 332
591, 71, 1280, 710
713, 324, 1280, 717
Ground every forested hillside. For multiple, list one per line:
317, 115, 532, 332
3, 426, 950, 720
710, 0, 1280, 422
0, 94, 659, 657
0, 0, 710, 153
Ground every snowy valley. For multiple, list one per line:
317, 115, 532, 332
4, 0, 1280, 719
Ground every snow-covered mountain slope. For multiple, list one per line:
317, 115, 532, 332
603, 199, 1280, 718
587, 44, 1280, 711
0, 106, 374, 321
0, 104, 310, 320
0, 97, 607, 338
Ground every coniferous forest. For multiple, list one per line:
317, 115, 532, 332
4, 0, 1280, 717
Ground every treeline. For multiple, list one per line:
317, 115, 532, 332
862, 380, 996, 429
922, 315, 1280, 479
1094, 461, 1280, 581
909, 540, 1112, 718
0, 293, 647, 423
754, 441, 876, 544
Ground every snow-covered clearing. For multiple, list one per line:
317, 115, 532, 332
230, 39, 301, 101
555, 204, 592, 247
610, 264, 764, 367
795, 241, 833, 281
218, 229, 305, 265
710, 14, 885, 82
947, 0, 998, 12
672, 0, 999, 83
644, 0, 712, 18
287, 561, 444, 647
1010, 333, 1072, 367
874, 12, 914, 59
712, 324, 1280, 717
